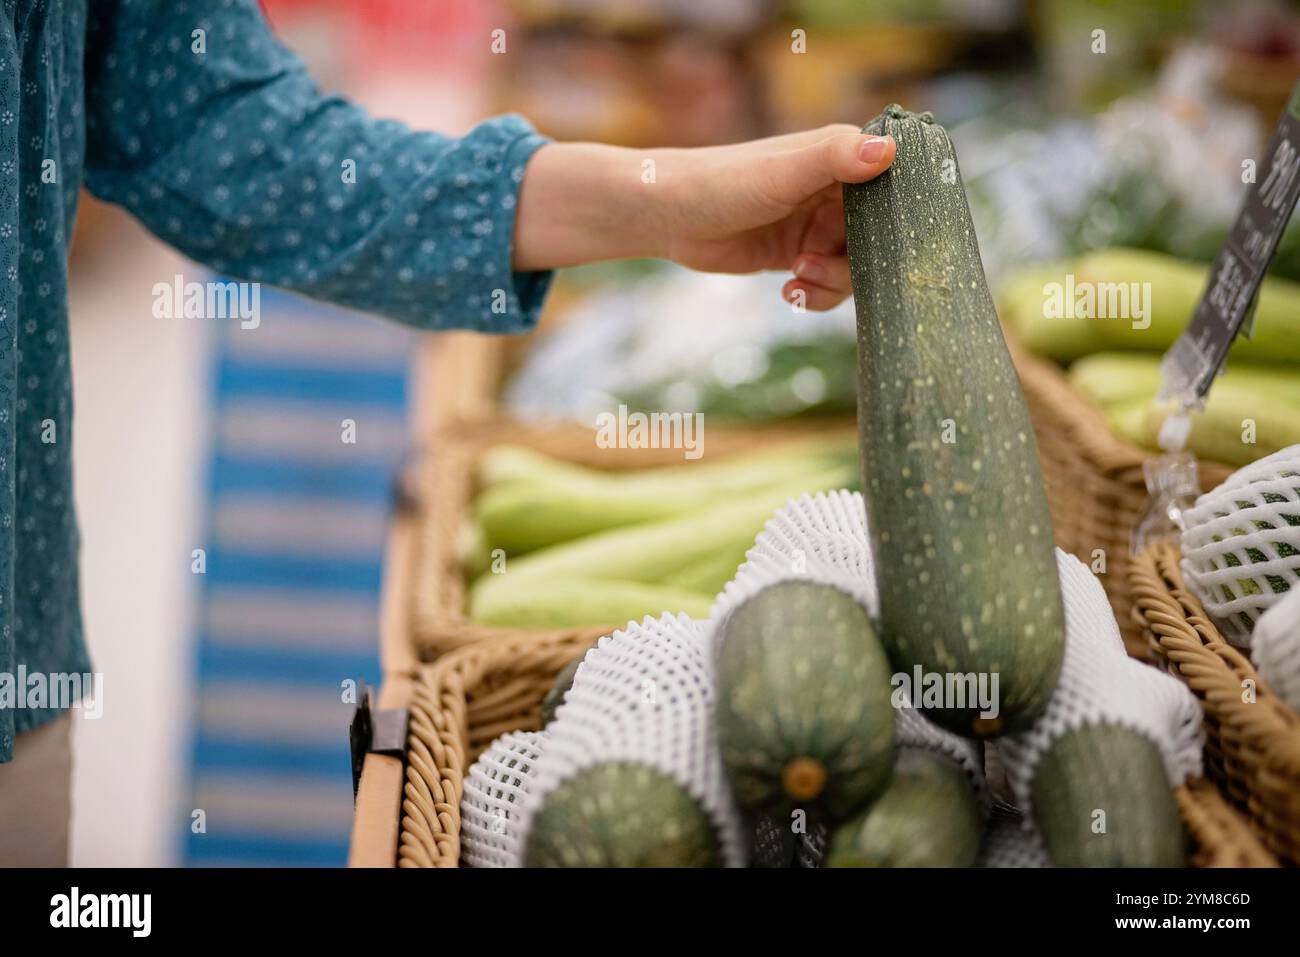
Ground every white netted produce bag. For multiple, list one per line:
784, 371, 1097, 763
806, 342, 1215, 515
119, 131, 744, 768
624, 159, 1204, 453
796, 822, 829, 868
512, 613, 745, 867
977, 812, 1050, 868
711, 489, 878, 622
1181, 445, 1300, 646
1252, 587, 1300, 713
460, 731, 548, 869
998, 550, 1204, 818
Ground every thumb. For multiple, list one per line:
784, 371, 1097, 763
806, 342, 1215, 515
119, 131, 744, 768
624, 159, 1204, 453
759, 133, 896, 207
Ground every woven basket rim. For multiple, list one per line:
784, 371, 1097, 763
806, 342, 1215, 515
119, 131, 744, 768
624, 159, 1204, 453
1131, 540, 1300, 863
391, 623, 1276, 868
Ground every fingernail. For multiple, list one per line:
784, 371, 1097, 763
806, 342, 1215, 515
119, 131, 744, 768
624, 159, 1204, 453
859, 136, 889, 163
795, 258, 826, 284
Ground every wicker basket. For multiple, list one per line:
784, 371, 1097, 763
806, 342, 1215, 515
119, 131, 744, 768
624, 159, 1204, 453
388, 625, 1277, 868
420, 329, 1233, 659
1130, 541, 1300, 865
408, 416, 855, 658
1012, 344, 1234, 658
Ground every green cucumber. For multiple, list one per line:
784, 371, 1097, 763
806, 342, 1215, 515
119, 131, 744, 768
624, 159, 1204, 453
844, 104, 1066, 737
523, 763, 721, 867
715, 580, 895, 822
827, 748, 982, 867
1031, 724, 1186, 867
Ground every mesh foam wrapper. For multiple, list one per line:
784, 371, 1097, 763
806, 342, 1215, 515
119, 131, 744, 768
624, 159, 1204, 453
977, 812, 1050, 868
512, 613, 745, 867
998, 550, 1204, 819
1252, 586, 1300, 713
796, 823, 829, 868
1180, 444, 1300, 646
460, 731, 548, 868
711, 490, 986, 798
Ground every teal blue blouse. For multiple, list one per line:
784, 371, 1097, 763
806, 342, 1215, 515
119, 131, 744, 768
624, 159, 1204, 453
0, 0, 552, 761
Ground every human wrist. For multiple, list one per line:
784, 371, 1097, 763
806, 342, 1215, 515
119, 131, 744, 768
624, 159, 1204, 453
513, 142, 671, 271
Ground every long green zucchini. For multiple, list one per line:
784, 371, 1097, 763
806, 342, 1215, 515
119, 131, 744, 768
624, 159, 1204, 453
844, 105, 1066, 737
826, 748, 983, 867
1031, 724, 1186, 867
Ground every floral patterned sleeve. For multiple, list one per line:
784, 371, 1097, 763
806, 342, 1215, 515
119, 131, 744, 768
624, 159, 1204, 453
82, 0, 553, 333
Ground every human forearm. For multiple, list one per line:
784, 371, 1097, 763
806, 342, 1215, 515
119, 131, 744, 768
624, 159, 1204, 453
513, 142, 672, 271
511, 127, 895, 309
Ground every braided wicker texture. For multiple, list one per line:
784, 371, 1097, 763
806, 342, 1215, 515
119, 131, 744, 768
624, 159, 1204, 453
392, 623, 1274, 868
1131, 540, 1300, 864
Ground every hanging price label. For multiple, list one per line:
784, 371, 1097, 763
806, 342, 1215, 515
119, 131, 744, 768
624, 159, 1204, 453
1160, 80, 1300, 407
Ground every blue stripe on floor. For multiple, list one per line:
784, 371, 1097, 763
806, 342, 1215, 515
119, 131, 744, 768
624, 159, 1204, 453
210, 455, 398, 502
182, 286, 410, 867
197, 642, 380, 685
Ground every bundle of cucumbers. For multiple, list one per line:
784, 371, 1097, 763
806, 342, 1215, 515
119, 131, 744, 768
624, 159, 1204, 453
463, 436, 859, 629
999, 247, 1300, 467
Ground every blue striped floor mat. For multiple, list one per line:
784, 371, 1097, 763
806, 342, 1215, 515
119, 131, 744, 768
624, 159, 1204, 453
183, 287, 411, 866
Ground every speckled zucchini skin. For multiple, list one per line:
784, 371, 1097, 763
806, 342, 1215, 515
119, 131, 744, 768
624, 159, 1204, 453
540, 653, 585, 728
716, 581, 895, 822
523, 763, 721, 867
844, 105, 1065, 737
827, 748, 982, 867
1031, 724, 1186, 867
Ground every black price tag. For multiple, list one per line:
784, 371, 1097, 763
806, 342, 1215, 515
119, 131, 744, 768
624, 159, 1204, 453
1160, 80, 1300, 406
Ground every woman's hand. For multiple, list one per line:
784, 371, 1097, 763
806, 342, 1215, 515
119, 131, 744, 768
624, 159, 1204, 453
513, 125, 896, 310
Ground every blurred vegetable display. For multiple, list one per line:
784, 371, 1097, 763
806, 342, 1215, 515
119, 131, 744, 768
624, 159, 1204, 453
462, 436, 858, 628
998, 248, 1300, 363
503, 268, 860, 425
1070, 354, 1300, 466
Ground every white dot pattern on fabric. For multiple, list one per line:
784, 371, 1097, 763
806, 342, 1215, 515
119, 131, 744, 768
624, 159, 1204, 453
460, 731, 548, 869
996, 550, 1204, 820
512, 613, 745, 867
1180, 445, 1300, 647
1, 0, 555, 762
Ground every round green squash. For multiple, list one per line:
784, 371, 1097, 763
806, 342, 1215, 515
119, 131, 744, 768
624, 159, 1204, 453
523, 762, 721, 867
827, 748, 983, 867
716, 580, 895, 822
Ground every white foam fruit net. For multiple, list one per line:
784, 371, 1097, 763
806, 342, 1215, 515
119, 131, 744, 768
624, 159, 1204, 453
511, 612, 745, 867
1180, 444, 1300, 646
460, 730, 548, 869
997, 550, 1204, 819
977, 812, 1050, 868
711, 489, 878, 623
1252, 587, 1300, 713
